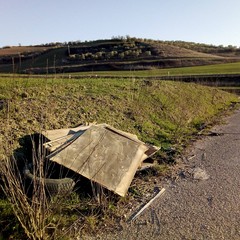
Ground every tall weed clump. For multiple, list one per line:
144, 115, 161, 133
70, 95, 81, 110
1, 137, 46, 239
0, 130, 58, 240
0, 96, 79, 240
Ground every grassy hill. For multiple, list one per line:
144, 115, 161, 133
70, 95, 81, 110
161, 40, 240, 57
0, 37, 239, 74
1, 76, 237, 157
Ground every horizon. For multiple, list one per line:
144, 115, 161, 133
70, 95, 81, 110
1, 36, 239, 49
1, 0, 240, 48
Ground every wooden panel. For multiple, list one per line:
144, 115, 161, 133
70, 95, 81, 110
49, 125, 149, 196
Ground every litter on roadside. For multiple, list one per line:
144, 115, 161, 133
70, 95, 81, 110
42, 123, 160, 197
129, 187, 166, 222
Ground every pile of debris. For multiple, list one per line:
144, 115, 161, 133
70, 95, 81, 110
42, 123, 160, 197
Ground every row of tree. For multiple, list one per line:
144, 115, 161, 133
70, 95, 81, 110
68, 49, 152, 61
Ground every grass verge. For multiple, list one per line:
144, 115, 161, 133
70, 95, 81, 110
0, 76, 238, 239
66, 61, 240, 77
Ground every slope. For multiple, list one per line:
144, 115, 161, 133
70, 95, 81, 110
0, 38, 238, 74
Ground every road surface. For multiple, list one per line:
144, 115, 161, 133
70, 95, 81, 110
94, 107, 240, 240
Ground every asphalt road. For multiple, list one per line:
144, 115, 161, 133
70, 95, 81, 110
94, 108, 240, 240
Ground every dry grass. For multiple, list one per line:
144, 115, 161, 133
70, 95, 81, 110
0, 46, 52, 56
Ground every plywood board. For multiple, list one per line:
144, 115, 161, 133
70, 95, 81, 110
42, 125, 91, 141
49, 125, 149, 196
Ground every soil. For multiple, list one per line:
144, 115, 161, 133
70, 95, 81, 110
89, 107, 240, 240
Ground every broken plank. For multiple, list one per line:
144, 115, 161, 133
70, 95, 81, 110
130, 188, 166, 221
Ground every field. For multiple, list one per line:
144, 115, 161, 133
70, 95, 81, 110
0, 75, 238, 239
0, 46, 52, 56
69, 61, 240, 77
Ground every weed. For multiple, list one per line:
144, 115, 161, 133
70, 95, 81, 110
0, 198, 24, 239
85, 216, 97, 231
153, 163, 169, 175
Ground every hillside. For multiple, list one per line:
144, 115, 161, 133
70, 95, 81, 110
0, 76, 238, 158
0, 38, 239, 74
160, 40, 240, 57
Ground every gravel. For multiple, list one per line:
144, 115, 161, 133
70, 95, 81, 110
89, 108, 240, 240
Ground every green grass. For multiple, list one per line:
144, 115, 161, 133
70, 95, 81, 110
67, 61, 240, 77
0, 199, 24, 239
0, 76, 237, 152
0, 76, 238, 239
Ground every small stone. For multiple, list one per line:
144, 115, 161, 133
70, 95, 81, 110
193, 167, 209, 180
201, 152, 207, 161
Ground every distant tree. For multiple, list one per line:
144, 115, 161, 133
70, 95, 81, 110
144, 50, 152, 56
69, 54, 76, 59
110, 51, 118, 57
119, 52, 125, 59
124, 50, 131, 56
106, 51, 116, 59
227, 45, 237, 52
95, 52, 104, 60
79, 54, 86, 60
133, 50, 141, 57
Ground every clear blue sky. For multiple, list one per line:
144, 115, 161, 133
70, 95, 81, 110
1, 0, 240, 47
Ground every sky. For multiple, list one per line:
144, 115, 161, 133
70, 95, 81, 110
1, 0, 240, 47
